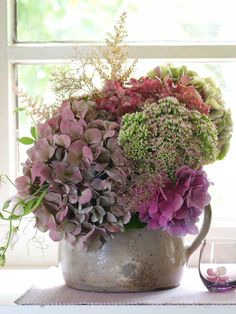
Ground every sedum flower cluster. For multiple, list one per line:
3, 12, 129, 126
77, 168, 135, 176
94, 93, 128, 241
119, 97, 218, 178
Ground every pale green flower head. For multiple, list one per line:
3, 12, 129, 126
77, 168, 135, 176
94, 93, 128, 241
119, 97, 218, 179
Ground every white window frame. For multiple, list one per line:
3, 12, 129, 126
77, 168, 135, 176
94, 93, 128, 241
0, 0, 236, 266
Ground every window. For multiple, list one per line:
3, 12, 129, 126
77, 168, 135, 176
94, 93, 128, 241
0, 0, 236, 266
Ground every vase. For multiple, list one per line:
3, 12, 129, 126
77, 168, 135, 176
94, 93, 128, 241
59, 205, 212, 292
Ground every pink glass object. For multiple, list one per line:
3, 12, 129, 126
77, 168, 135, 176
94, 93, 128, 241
198, 239, 236, 292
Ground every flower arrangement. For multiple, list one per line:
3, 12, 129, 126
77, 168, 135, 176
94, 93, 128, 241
0, 13, 233, 266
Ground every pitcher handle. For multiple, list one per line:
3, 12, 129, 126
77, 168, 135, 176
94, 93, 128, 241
186, 204, 212, 262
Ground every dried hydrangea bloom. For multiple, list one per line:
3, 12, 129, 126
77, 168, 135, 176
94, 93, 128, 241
119, 97, 218, 179
17, 99, 132, 249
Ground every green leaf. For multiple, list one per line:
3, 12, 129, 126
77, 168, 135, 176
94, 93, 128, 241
9, 191, 47, 220
14, 107, 25, 113
18, 137, 35, 145
0, 253, 6, 267
30, 126, 37, 139
124, 213, 147, 230
2, 200, 11, 210
30, 190, 47, 212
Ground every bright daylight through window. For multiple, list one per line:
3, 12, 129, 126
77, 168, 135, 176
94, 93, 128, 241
0, 0, 236, 267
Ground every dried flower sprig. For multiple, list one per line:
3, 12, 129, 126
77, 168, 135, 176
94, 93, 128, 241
50, 62, 99, 102
50, 12, 137, 101
87, 12, 137, 83
15, 87, 58, 122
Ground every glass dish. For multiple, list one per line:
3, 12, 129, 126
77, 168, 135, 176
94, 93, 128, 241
198, 239, 236, 292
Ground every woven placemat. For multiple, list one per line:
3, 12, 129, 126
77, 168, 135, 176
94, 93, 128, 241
15, 267, 236, 305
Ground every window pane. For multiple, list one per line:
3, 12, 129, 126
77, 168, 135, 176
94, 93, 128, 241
16, 0, 236, 42
17, 64, 56, 168
17, 62, 236, 221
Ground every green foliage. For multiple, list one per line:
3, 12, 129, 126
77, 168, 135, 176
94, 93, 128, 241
124, 213, 147, 230
30, 126, 37, 139
0, 176, 48, 267
2, 200, 11, 211
17, 0, 127, 42
18, 137, 35, 145
0, 253, 6, 267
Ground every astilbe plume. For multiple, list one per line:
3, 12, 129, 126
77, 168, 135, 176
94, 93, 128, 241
137, 166, 211, 236
16, 99, 132, 249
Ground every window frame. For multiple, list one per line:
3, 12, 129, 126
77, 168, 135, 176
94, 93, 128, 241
0, 0, 236, 266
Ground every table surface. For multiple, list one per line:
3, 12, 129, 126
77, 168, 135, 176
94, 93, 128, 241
0, 268, 236, 313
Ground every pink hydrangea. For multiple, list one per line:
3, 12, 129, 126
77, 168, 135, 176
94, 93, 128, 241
138, 166, 211, 236
96, 76, 210, 121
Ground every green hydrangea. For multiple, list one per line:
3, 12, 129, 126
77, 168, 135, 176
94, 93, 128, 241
119, 97, 218, 179
148, 64, 233, 160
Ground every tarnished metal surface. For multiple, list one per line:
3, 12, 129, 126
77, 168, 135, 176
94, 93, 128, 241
59, 229, 186, 292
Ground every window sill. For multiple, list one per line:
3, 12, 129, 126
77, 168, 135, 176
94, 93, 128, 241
0, 268, 236, 313
0, 267, 48, 305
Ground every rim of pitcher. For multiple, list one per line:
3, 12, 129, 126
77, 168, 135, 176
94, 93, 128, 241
202, 238, 236, 244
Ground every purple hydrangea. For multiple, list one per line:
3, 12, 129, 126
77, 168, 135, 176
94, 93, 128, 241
16, 99, 132, 248
138, 166, 211, 236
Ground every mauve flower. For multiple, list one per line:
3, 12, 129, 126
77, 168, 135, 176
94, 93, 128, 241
15, 176, 31, 197
49, 220, 82, 244
175, 166, 211, 210
52, 161, 82, 184
97, 79, 143, 120
31, 162, 51, 185
53, 134, 71, 147
47, 116, 60, 132
43, 192, 63, 212
159, 189, 184, 220
98, 73, 211, 122
59, 106, 86, 140
60, 119, 84, 141
11, 99, 134, 249
138, 166, 211, 237
49, 229, 64, 242
64, 221, 82, 244
56, 205, 69, 222
78, 188, 92, 204
26, 146, 36, 162
34, 138, 56, 162
37, 122, 53, 140
67, 140, 93, 168
85, 128, 102, 144
61, 106, 76, 122
34, 205, 57, 233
